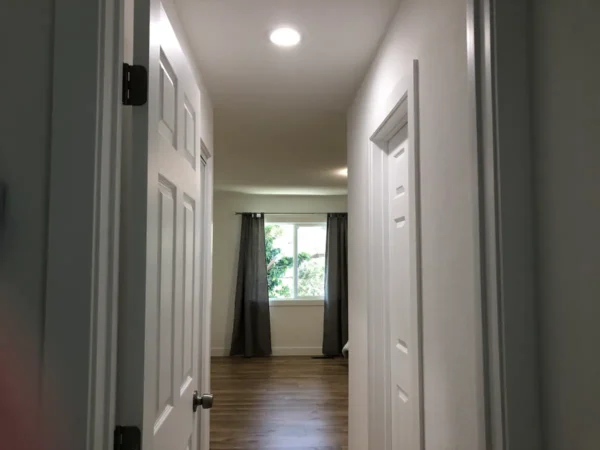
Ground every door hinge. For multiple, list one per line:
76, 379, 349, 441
114, 426, 141, 450
122, 63, 148, 106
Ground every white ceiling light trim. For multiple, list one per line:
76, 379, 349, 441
269, 27, 301, 47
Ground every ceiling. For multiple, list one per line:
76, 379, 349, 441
174, 0, 401, 194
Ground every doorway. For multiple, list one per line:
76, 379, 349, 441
367, 61, 424, 450
36, 0, 536, 442
209, 206, 349, 448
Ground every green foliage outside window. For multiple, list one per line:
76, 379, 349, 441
265, 224, 293, 298
265, 224, 326, 299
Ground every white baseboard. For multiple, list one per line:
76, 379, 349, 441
211, 347, 322, 357
272, 347, 322, 356
211, 348, 227, 357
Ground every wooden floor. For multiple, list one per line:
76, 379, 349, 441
210, 357, 348, 450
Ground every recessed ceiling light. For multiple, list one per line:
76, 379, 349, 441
336, 168, 348, 177
270, 27, 301, 47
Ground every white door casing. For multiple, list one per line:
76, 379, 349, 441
368, 60, 423, 450
117, 3, 204, 450
198, 143, 214, 450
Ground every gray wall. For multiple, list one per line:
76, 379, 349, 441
533, 1, 600, 448
0, 0, 54, 393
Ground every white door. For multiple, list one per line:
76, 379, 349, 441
118, 2, 209, 449
387, 125, 421, 450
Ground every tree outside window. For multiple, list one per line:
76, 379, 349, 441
265, 222, 326, 300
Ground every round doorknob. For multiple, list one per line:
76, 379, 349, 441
192, 391, 214, 412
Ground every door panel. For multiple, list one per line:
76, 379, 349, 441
182, 197, 195, 384
157, 179, 176, 420
119, 3, 204, 450
183, 100, 197, 163
159, 51, 178, 145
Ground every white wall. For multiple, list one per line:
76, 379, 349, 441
347, 0, 483, 449
533, 1, 600, 448
211, 192, 347, 356
0, 0, 54, 406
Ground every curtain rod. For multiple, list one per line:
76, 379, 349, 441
234, 212, 346, 215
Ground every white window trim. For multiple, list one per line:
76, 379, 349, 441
269, 299, 325, 307
265, 217, 327, 302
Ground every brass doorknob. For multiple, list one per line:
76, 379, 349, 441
192, 391, 214, 412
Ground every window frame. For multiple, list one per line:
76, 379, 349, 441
264, 215, 327, 304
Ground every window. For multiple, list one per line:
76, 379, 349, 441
265, 219, 327, 301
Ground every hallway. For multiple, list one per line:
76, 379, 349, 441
210, 357, 348, 450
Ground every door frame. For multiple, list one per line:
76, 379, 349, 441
43, 0, 216, 447
42, 0, 123, 448
467, 0, 541, 448
366, 60, 423, 450
42, 0, 539, 448
198, 140, 215, 450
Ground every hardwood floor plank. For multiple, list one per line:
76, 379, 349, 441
210, 357, 348, 450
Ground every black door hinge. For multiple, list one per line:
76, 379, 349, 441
122, 63, 148, 106
114, 426, 141, 450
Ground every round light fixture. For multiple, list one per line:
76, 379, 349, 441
269, 27, 301, 47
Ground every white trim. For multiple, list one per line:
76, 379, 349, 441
366, 60, 423, 450
211, 347, 323, 357
269, 299, 325, 307
266, 221, 327, 300
469, 0, 542, 449
467, 1, 490, 447
42, 0, 123, 448
199, 138, 214, 450
293, 223, 299, 296
468, 0, 498, 446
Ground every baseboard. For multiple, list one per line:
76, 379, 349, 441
272, 347, 322, 356
211, 348, 228, 357
211, 347, 322, 357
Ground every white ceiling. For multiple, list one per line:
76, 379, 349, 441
174, 0, 400, 194
175, 0, 401, 111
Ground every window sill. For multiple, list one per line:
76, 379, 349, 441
269, 299, 325, 307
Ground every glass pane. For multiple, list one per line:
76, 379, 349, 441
297, 225, 326, 298
265, 224, 294, 299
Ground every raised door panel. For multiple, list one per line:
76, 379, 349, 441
181, 196, 195, 391
159, 51, 178, 146
183, 98, 197, 165
157, 179, 177, 426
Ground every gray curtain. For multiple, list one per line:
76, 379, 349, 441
322, 213, 349, 356
230, 214, 272, 357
